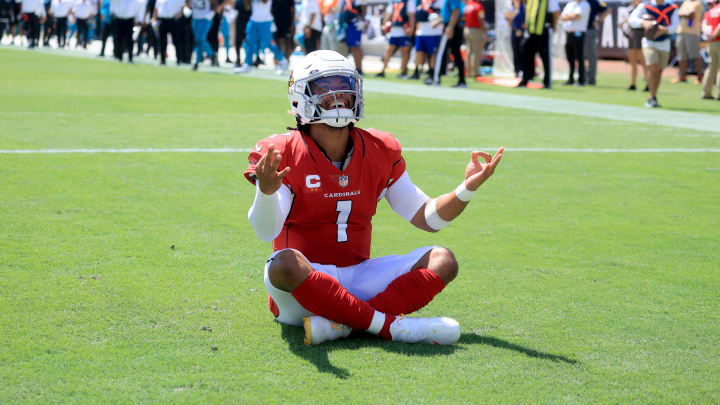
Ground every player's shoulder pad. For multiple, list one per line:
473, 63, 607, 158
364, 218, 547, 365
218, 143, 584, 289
362, 128, 402, 154
252, 130, 297, 156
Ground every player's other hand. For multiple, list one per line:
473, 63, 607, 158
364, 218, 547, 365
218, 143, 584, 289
255, 144, 290, 195
464, 147, 503, 191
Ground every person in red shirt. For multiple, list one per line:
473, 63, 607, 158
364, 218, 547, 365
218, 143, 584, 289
701, 0, 720, 99
245, 50, 503, 345
463, 0, 486, 78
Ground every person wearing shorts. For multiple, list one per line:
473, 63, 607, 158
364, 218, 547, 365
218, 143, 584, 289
376, 0, 415, 77
629, 0, 679, 107
673, 0, 704, 84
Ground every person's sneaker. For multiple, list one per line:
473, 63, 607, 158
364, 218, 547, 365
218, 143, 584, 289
397, 72, 408, 79
452, 82, 467, 88
275, 58, 288, 75
702, 94, 714, 99
408, 71, 420, 80
211, 55, 219, 67
643, 85, 649, 92
563, 80, 574, 86
192, 63, 199, 71
645, 97, 660, 108
375, 71, 385, 78
234, 64, 251, 73
303, 316, 351, 345
389, 316, 461, 345
225, 57, 233, 64
628, 84, 636, 90
424, 78, 441, 86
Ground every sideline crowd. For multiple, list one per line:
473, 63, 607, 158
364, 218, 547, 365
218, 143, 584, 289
0, 0, 718, 102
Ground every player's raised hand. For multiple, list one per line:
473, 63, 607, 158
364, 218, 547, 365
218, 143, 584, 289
255, 144, 291, 195
464, 147, 504, 191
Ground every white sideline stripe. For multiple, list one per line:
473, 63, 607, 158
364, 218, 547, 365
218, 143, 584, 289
2, 147, 720, 154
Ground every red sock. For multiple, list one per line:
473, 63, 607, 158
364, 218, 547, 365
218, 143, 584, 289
292, 271, 393, 339
368, 268, 446, 316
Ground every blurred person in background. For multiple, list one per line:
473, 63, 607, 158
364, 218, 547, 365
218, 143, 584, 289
583, 0, 609, 85
111, 0, 137, 62
232, 0, 249, 67
629, 0, 679, 107
50, 0, 72, 47
207, 3, 222, 65
300, 0, 321, 53
517, 0, 560, 88
190, 0, 217, 70
272, 0, 294, 59
97, 0, 111, 55
42, 0, 53, 46
672, 0, 704, 84
503, 0, 525, 77
72, 0, 94, 48
428, 0, 466, 86
339, 0, 366, 74
153, 0, 184, 64
135, 0, 158, 58
410, 0, 442, 80
220, 4, 233, 62
463, 0, 486, 78
376, 0, 415, 78
0, 0, 10, 43
560, 0, 589, 85
320, 0, 339, 52
701, 0, 720, 99
11, 0, 24, 44
619, 0, 647, 90
235, 0, 288, 73
21, 0, 44, 48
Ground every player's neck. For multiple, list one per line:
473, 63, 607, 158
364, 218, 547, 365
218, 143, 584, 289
308, 125, 351, 162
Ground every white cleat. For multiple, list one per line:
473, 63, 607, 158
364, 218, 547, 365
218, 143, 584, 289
303, 316, 352, 345
234, 64, 251, 74
389, 316, 461, 345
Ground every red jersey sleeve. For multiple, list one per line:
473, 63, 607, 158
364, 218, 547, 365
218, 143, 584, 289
364, 128, 406, 188
244, 134, 292, 186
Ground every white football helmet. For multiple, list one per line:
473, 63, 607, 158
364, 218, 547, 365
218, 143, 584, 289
288, 50, 363, 128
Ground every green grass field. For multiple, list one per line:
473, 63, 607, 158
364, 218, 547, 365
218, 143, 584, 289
1, 48, 719, 403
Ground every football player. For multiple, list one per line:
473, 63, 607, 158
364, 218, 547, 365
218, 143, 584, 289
245, 50, 503, 345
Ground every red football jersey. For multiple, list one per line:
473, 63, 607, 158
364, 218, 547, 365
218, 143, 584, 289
245, 128, 407, 267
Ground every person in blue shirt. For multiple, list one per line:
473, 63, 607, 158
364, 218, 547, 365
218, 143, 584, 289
427, 0, 466, 86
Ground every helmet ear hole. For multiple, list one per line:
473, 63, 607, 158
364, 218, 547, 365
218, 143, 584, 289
292, 101, 298, 107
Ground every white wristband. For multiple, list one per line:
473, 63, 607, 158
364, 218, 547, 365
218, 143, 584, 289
424, 198, 450, 230
455, 181, 477, 202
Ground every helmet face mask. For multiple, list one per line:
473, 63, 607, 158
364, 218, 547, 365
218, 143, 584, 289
288, 50, 363, 128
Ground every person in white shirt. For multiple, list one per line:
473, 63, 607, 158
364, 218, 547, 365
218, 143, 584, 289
153, 0, 185, 64
300, 0, 322, 52
21, 0, 44, 47
629, 0, 680, 107
235, 0, 288, 74
50, 0, 73, 47
560, 0, 590, 85
72, 0, 94, 47
111, 0, 138, 62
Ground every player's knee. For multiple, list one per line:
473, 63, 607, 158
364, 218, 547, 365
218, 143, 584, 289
430, 247, 458, 284
268, 249, 311, 292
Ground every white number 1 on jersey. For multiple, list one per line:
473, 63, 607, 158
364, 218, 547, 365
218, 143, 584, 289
335, 200, 352, 242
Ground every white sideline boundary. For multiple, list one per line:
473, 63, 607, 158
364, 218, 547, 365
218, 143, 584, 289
1, 148, 719, 154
